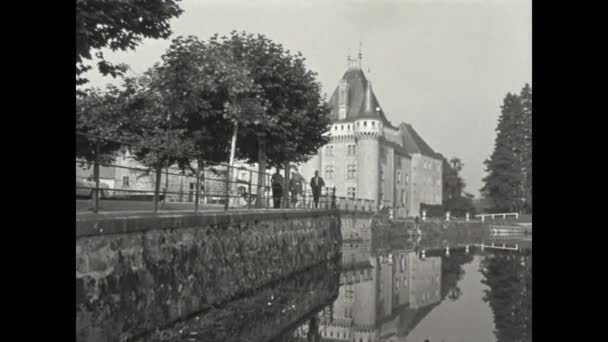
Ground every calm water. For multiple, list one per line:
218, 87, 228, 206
155, 235, 531, 342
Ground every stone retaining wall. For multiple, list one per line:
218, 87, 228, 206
76, 210, 342, 342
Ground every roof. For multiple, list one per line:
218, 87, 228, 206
398, 123, 442, 159
327, 67, 395, 128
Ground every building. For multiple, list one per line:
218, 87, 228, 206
298, 56, 443, 217
310, 242, 442, 342
76, 150, 272, 204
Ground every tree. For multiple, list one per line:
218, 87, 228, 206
442, 157, 465, 201
519, 84, 532, 211
216, 32, 331, 207
481, 89, 532, 213
76, 0, 183, 87
481, 254, 532, 342
76, 86, 130, 164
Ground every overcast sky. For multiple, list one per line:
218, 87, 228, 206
84, 0, 531, 197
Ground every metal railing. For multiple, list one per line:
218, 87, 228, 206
475, 212, 520, 222
76, 132, 376, 214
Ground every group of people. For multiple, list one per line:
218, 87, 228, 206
271, 169, 325, 209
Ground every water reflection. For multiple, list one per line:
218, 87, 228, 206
481, 253, 532, 342
292, 238, 531, 342
136, 257, 341, 342
138, 235, 531, 342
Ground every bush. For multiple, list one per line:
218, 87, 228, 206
444, 196, 476, 217
420, 203, 444, 217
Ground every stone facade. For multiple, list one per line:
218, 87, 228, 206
76, 210, 341, 342
298, 63, 443, 218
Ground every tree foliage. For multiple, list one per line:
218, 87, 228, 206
214, 32, 331, 168
480, 254, 532, 342
481, 84, 532, 213
442, 156, 465, 201
76, 0, 183, 86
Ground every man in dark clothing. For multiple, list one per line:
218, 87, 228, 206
309, 170, 325, 208
271, 169, 284, 209
289, 170, 304, 208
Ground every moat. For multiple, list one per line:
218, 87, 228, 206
141, 233, 531, 342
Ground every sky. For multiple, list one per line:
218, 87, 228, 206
84, 0, 532, 198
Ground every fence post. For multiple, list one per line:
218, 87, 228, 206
194, 162, 201, 213
247, 170, 252, 210
93, 139, 100, 213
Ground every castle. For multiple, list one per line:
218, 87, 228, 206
298, 55, 443, 217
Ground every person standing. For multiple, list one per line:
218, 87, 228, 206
271, 168, 284, 209
289, 170, 304, 208
309, 170, 325, 208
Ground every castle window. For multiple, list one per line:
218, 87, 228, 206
372, 121, 375, 127
347, 186, 356, 198
347, 124, 350, 130
364, 121, 367, 127
325, 145, 334, 157
397, 170, 401, 184
341, 125, 344, 130
325, 165, 334, 179
347, 144, 356, 156
123, 176, 129, 187
334, 125, 337, 131
347, 164, 356, 179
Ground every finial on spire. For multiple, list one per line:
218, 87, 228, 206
347, 54, 351, 68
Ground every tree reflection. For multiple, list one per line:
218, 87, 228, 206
480, 253, 532, 342
440, 252, 474, 301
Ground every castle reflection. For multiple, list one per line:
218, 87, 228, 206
294, 239, 445, 342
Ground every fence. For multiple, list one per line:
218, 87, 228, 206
76, 132, 376, 214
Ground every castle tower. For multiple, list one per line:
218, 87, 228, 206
354, 121, 380, 203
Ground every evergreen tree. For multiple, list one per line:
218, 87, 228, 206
519, 84, 532, 210
481, 88, 532, 212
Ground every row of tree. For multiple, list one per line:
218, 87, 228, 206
481, 84, 532, 213
76, 32, 332, 207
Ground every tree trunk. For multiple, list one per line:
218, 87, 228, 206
228, 122, 239, 207
283, 161, 291, 208
256, 138, 267, 208
153, 163, 162, 212
162, 165, 169, 207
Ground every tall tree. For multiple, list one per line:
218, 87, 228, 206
76, 86, 131, 164
76, 0, 183, 87
481, 91, 530, 212
442, 156, 465, 201
216, 32, 331, 207
519, 84, 533, 211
